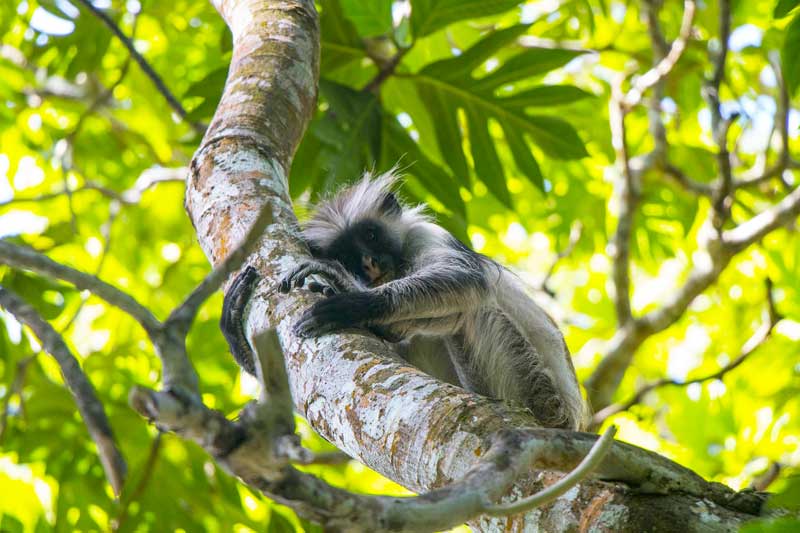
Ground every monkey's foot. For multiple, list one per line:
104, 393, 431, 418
221, 265, 259, 375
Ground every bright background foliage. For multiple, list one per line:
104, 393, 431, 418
0, 0, 799, 531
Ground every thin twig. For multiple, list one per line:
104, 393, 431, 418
0, 355, 35, 442
541, 221, 582, 297
0, 240, 162, 336
481, 426, 617, 515
664, 164, 714, 195
749, 462, 781, 492
73, 0, 205, 133
0, 167, 186, 207
722, 185, 800, 251
165, 204, 274, 337
608, 77, 636, 325
113, 432, 162, 531
0, 288, 127, 496
593, 280, 780, 426
622, 0, 696, 109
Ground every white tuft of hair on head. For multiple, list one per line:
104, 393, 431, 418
302, 168, 431, 248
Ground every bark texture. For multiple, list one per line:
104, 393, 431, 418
185, 0, 769, 530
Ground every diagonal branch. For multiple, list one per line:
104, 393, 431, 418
608, 78, 637, 325
592, 280, 781, 426
0, 287, 127, 496
723, 186, 800, 251
166, 205, 274, 337
0, 240, 161, 335
622, 0, 696, 110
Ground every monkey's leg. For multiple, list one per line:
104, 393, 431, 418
221, 265, 259, 375
443, 335, 493, 397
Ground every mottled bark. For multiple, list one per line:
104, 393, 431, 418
184, 0, 770, 530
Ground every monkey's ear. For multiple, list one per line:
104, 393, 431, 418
380, 192, 401, 216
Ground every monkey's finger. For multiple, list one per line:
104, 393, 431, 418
294, 313, 338, 338
280, 263, 313, 292
292, 266, 319, 289
307, 281, 327, 293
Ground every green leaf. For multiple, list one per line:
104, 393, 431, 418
296, 80, 382, 192
469, 48, 586, 93
524, 115, 589, 159
502, 125, 544, 190
410, 0, 522, 38
320, 0, 367, 72
498, 85, 594, 109
183, 67, 228, 121
421, 24, 531, 81
415, 83, 470, 185
774, 0, 800, 18
782, 14, 800, 96
412, 74, 588, 160
464, 107, 511, 206
380, 115, 466, 218
340, 0, 394, 37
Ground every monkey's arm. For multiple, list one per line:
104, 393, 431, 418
293, 261, 488, 337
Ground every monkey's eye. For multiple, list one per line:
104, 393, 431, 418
365, 229, 376, 241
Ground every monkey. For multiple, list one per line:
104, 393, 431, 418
222, 171, 587, 430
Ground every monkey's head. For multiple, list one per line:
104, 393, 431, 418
302, 171, 428, 286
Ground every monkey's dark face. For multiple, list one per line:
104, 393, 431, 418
323, 219, 403, 287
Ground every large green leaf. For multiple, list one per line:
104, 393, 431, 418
339, 0, 394, 37
468, 48, 585, 93
380, 115, 467, 219
410, 0, 522, 37
498, 85, 594, 109
774, 0, 800, 18
409, 40, 588, 201
782, 14, 800, 96
320, 0, 367, 73
292, 79, 381, 193
421, 24, 531, 81
464, 106, 510, 206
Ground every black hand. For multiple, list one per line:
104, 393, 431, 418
294, 292, 388, 338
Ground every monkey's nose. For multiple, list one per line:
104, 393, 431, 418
362, 255, 382, 281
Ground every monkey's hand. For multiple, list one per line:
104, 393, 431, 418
279, 259, 360, 296
293, 291, 389, 338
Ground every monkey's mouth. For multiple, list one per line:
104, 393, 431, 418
362, 256, 393, 286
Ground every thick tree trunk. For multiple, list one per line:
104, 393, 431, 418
185, 0, 767, 530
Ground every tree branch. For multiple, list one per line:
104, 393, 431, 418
593, 280, 780, 426
623, 0, 696, 110
0, 288, 127, 496
608, 78, 636, 325
166, 205, 274, 337
0, 166, 185, 207
0, 241, 161, 335
112, 432, 162, 531
723, 185, 800, 251
540, 221, 582, 297
0, 355, 35, 442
